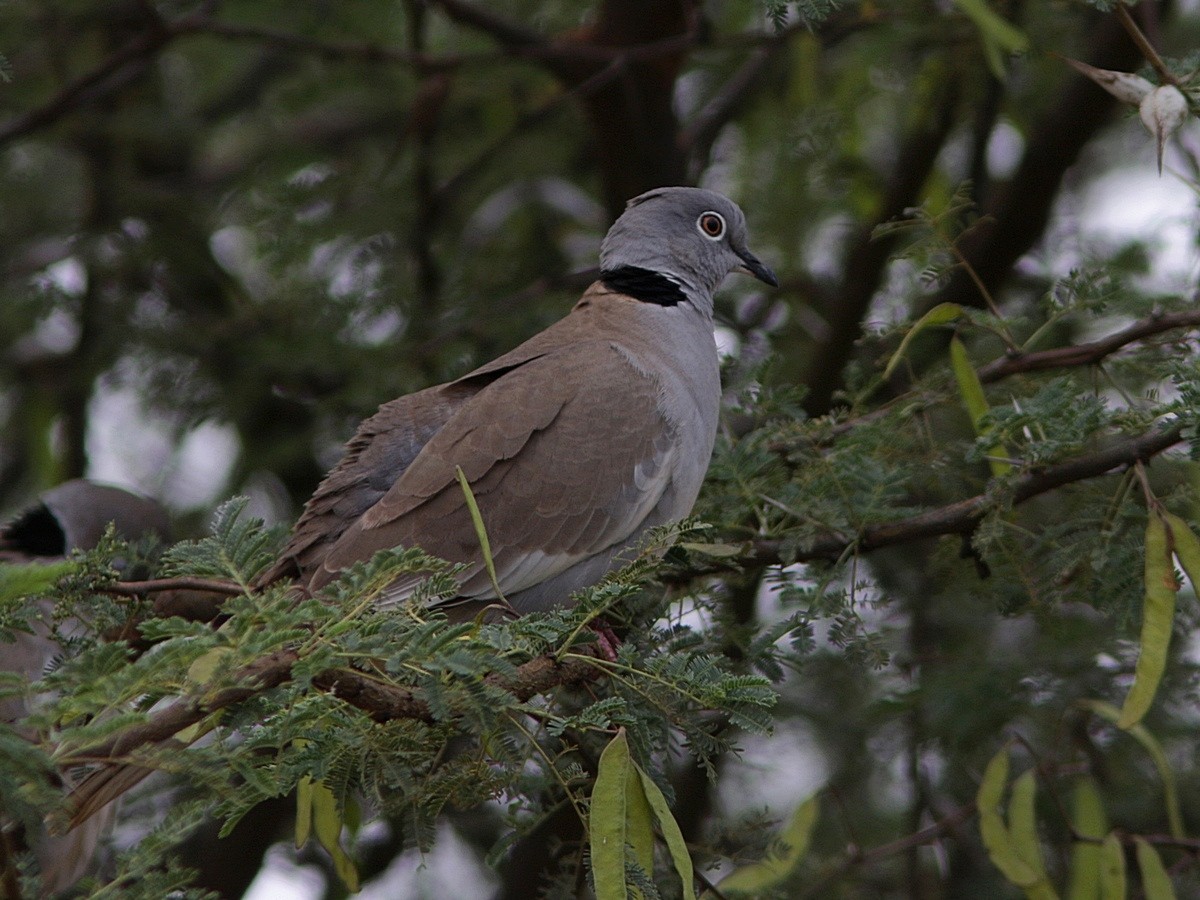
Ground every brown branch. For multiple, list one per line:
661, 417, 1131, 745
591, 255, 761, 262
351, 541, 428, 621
102, 576, 245, 597
0, 5, 214, 147
314, 654, 596, 724
64, 648, 598, 825
684, 422, 1186, 578
176, 18, 482, 71
1129, 832, 1200, 852
800, 802, 977, 899
428, 0, 545, 49
978, 309, 1200, 382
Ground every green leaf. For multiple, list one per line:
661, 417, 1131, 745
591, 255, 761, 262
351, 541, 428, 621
1119, 513, 1177, 729
0, 560, 77, 603
978, 748, 1045, 890
309, 778, 360, 892
883, 302, 963, 380
627, 778, 654, 881
950, 336, 1011, 476
456, 465, 505, 602
713, 795, 819, 896
1067, 778, 1107, 900
636, 764, 697, 900
951, 0, 1030, 79
1133, 838, 1176, 900
1080, 701, 1184, 840
592, 728, 655, 900
296, 775, 314, 849
1100, 833, 1126, 900
1009, 771, 1057, 899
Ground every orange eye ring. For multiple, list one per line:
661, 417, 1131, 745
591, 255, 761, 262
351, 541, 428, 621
697, 212, 726, 240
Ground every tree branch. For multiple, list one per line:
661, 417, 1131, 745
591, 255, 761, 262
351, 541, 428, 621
978, 309, 1200, 382
800, 802, 977, 899
314, 654, 596, 724
0, 5, 214, 147
102, 577, 245, 597
64, 649, 597, 825
427, 0, 545, 49
688, 422, 1186, 578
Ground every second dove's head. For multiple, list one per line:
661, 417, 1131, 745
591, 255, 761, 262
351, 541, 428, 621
599, 187, 777, 311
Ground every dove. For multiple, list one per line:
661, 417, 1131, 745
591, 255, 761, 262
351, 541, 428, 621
65, 187, 777, 831
263, 186, 777, 617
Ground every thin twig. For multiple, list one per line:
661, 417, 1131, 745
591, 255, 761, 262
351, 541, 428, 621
800, 802, 976, 898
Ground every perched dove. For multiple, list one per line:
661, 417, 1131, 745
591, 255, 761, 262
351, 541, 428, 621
0, 480, 170, 897
65, 187, 776, 833
263, 186, 776, 616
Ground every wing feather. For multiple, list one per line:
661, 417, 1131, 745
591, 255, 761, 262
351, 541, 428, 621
313, 340, 678, 605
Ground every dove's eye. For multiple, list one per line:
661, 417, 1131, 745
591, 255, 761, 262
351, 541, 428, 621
697, 212, 725, 240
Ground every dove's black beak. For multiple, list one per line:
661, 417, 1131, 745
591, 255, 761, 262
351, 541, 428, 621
735, 247, 778, 287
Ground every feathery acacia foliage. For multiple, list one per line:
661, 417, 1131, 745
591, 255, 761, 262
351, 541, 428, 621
2, 0, 1200, 896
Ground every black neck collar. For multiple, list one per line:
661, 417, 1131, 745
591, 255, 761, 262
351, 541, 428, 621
599, 265, 687, 307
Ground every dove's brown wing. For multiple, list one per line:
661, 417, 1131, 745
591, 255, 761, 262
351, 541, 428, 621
310, 334, 679, 609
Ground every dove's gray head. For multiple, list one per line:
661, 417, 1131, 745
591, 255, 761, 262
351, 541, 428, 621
599, 187, 777, 316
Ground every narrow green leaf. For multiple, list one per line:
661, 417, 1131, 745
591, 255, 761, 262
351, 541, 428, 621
1119, 513, 1176, 728
1067, 778, 1106, 900
882, 302, 963, 380
636, 764, 697, 900
1133, 838, 1176, 900
455, 465, 505, 602
311, 779, 341, 855
626, 760, 655, 880
592, 729, 635, 900
951, 0, 1030, 79
1009, 771, 1058, 899
979, 748, 1042, 888
0, 561, 76, 603
950, 336, 1011, 476
714, 795, 819, 896
311, 779, 359, 892
1100, 833, 1126, 900
296, 775, 314, 849
1080, 701, 1184, 840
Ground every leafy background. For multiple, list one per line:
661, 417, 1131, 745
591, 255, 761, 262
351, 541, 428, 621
2, 0, 1200, 897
